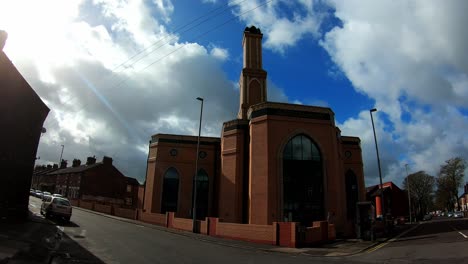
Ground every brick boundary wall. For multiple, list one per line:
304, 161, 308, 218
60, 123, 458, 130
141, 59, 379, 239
73, 200, 335, 248
172, 216, 193, 232
114, 207, 137, 219
79, 200, 94, 210
139, 210, 167, 226
216, 222, 277, 245
94, 204, 112, 215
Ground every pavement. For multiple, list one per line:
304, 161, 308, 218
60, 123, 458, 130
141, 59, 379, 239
0, 197, 416, 264
0, 212, 62, 263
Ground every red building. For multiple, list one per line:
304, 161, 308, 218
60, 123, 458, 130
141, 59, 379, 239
366, 182, 409, 220
144, 26, 366, 236
37, 156, 140, 207
0, 31, 49, 219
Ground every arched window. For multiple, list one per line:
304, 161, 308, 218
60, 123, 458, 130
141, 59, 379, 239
346, 170, 359, 219
283, 134, 323, 225
161, 167, 179, 213
283, 134, 321, 161
194, 169, 209, 220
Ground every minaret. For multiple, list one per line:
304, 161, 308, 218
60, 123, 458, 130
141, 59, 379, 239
237, 26, 267, 120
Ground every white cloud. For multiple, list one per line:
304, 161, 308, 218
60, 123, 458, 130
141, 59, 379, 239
210, 46, 229, 61
325, 0, 468, 186
1, 0, 237, 181
229, 0, 322, 53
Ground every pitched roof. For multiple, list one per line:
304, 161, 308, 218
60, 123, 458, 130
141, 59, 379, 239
125, 177, 140, 185
48, 162, 102, 175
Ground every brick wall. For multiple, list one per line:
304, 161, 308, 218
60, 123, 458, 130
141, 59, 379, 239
200, 219, 208, 235
114, 207, 136, 219
80, 200, 94, 210
172, 217, 193, 232
305, 226, 322, 244
94, 203, 112, 214
139, 211, 167, 226
216, 222, 276, 245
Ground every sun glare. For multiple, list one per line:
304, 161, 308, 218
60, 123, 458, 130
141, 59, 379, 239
0, 0, 82, 77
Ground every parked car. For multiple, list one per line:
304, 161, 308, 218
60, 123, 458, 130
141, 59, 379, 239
447, 212, 454, 217
30, 189, 35, 195
41, 196, 72, 222
454, 211, 464, 218
35, 191, 43, 199
52, 194, 63, 197
42, 192, 52, 201
423, 214, 433, 221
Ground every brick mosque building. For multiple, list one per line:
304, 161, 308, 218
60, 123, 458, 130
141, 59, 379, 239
144, 26, 366, 236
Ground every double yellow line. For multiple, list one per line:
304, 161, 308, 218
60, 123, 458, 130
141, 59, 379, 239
365, 223, 421, 253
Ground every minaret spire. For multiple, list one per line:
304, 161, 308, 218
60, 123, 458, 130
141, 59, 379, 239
237, 26, 267, 120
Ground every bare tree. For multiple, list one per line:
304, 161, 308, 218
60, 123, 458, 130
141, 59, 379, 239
437, 157, 466, 211
403, 171, 435, 220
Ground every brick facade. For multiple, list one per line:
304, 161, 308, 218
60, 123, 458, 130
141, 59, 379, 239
143, 26, 365, 237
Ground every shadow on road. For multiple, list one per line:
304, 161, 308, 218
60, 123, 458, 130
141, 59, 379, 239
0, 210, 105, 264
51, 232, 105, 264
400, 218, 468, 239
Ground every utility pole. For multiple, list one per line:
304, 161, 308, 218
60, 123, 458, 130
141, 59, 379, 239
192, 97, 204, 233
406, 164, 412, 224
370, 108, 385, 222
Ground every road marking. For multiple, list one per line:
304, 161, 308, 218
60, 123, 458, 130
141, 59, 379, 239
365, 224, 421, 254
458, 231, 468, 239
449, 224, 468, 239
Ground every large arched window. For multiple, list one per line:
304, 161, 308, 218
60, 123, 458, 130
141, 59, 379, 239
161, 167, 179, 213
194, 169, 209, 220
283, 134, 324, 225
346, 170, 359, 220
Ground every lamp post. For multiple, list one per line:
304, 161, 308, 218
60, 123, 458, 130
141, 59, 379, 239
193, 97, 204, 233
59, 144, 65, 164
370, 108, 385, 221
405, 164, 412, 224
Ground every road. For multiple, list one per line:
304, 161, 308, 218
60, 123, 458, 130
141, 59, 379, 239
351, 217, 468, 263
29, 197, 468, 263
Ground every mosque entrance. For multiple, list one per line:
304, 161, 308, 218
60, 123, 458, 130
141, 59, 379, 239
283, 134, 324, 226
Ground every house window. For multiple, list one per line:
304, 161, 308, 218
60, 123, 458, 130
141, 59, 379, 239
127, 185, 132, 192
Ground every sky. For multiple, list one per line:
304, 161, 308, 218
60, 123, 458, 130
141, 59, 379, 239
1, 0, 467, 188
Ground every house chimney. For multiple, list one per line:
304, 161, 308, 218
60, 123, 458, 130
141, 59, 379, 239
60, 159, 67, 169
72, 159, 81, 167
102, 156, 113, 166
86, 156, 96, 165
0, 30, 7, 51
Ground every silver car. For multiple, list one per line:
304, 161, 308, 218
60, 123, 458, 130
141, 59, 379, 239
454, 211, 464, 218
41, 196, 72, 222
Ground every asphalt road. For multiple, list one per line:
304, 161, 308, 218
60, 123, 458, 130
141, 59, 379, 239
350, 217, 468, 263
29, 197, 468, 263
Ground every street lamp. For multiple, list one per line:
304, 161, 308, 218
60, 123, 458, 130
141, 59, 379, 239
405, 164, 412, 224
370, 108, 385, 221
192, 97, 204, 233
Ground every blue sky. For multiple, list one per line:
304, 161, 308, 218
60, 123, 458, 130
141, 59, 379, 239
1, 0, 467, 188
